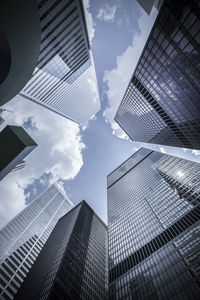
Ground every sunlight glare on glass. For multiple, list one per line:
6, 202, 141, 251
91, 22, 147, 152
177, 170, 184, 178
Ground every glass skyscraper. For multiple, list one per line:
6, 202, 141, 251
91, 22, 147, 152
0, 184, 73, 300
20, 0, 100, 124
108, 148, 200, 299
15, 201, 108, 300
115, 0, 200, 150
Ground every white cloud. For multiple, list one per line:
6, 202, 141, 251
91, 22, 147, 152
83, 0, 95, 43
160, 147, 167, 154
97, 4, 117, 22
0, 95, 85, 227
103, 10, 157, 139
56, 181, 68, 199
81, 125, 87, 131
90, 114, 97, 121
192, 149, 200, 156
0, 178, 26, 229
110, 121, 129, 140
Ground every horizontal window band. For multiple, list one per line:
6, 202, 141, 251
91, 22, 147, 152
109, 205, 200, 283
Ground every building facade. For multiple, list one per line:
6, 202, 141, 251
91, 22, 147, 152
107, 148, 200, 299
0, 125, 37, 181
15, 201, 108, 300
0, 184, 73, 300
115, 0, 200, 150
20, 0, 100, 124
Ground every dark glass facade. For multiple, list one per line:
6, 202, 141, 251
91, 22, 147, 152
107, 148, 200, 299
115, 0, 200, 149
15, 201, 108, 300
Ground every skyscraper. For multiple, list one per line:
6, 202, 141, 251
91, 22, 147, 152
115, 0, 200, 150
108, 148, 200, 299
0, 184, 73, 300
0, 125, 37, 181
20, 0, 100, 124
15, 201, 108, 300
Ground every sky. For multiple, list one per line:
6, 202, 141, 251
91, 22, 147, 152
0, 0, 200, 228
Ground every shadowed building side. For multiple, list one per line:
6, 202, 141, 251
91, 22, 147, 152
0, 0, 41, 106
115, 0, 200, 150
0, 125, 37, 181
15, 201, 108, 300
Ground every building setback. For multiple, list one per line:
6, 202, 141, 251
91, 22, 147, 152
15, 201, 108, 300
0, 184, 73, 300
0, 125, 37, 181
115, 0, 200, 150
107, 148, 200, 299
20, 0, 100, 124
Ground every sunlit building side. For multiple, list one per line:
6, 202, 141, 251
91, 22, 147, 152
20, 0, 100, 124
0, 184, 73, 300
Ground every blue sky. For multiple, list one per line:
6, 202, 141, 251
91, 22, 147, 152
0, 0, 200, 227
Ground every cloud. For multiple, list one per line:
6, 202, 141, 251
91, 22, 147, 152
111, 121, 129, 140
192, 149, 200, 156
0, 177, 26, 229
83, 0, 95, 43
160, 147, 167, 154
0, 95, 85, 227
23, 116, 37, 131
97, 4, 117, 22
103, 10, 157, 139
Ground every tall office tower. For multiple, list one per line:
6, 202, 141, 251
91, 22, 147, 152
0, 184, 73, 300
15, 201, 108, 300
0, 125, 37, 181
20, 0, 100, 124
107, 148, 200, 299
115, 0, 200, 150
